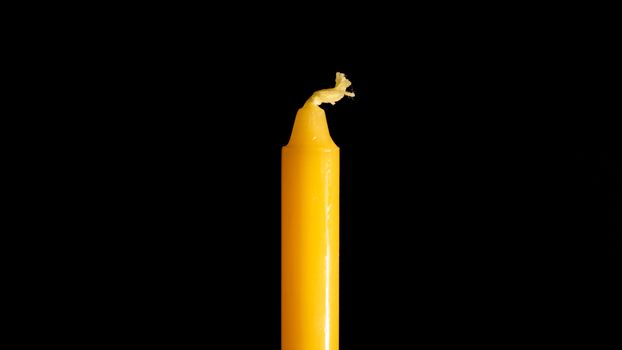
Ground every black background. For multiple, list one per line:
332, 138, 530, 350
25, 9, 619, 348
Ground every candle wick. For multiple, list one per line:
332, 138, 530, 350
306, 72, 355, 107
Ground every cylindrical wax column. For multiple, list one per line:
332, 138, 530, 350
282, 73, 353, 350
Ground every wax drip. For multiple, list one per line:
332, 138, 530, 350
306, 72, 355, 106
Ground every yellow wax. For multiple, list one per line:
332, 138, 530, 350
282, 73, 353, 350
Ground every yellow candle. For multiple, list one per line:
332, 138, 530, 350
282, 73, 354, 350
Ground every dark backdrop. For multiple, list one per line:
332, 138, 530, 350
36, 10, 620, 348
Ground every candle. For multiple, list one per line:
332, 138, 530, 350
282, 73, 354, 350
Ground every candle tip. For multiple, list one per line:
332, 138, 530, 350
307, 72, 355, 107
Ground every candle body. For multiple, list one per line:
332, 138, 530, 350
282, 104, 339, 350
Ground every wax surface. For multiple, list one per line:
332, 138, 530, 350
282, 103, 340, 350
